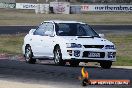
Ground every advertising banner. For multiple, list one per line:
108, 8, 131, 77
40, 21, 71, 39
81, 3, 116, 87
16, 3, 37, 9
81, 5, 132, 12
50, 2, 70, 14
0, 2, 15, 8
0, 0, 15, 3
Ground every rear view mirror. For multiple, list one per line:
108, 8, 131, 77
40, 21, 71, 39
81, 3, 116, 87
29, 29, 36, 35
99, 34, 105, 38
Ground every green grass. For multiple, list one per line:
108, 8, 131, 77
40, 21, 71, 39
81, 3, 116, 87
0, 34, 24, 55
106, 34, 132, 66
0, 33, 132, 66
113, 56, 132, 66
0, 9, 132, 25
106, 34, 132, 57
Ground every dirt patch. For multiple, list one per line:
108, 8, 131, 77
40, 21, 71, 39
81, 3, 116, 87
0, 53, 11, 59
0, 53, 24, 61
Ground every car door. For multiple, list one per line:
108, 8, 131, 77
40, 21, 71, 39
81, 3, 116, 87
30, 23, 47, 56
38, 22, 55, 58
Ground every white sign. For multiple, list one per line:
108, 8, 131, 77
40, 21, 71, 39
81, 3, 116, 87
81, 5, 132, 12
50, 2, 70, 14
16, 3, 37, 9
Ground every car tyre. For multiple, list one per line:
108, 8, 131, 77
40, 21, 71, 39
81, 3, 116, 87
100, 61, 112, 69
54, 46, 65, 66
25, 46, 36, 64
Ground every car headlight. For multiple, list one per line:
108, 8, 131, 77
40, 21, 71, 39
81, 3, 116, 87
66, 43, 82, 48
105, 45, 116, 49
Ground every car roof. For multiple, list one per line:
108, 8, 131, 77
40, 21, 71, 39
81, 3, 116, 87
43, 20, 85, 24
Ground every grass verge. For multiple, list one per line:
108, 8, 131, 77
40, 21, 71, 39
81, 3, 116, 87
0, 9, 132, 25
0, 33, 132, 66
0, 34, 24, 55
106, 34, 132, 66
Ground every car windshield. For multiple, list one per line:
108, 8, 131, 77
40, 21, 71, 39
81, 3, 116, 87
55, 23, 99, 37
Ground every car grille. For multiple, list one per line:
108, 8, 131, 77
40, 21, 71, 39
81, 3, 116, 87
83, 45, 104, 49
83, 51, 105, 58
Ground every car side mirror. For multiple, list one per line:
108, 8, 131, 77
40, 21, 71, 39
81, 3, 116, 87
99, 34, 105, 38
45, 31, 54, 37
29, 29, 36, 35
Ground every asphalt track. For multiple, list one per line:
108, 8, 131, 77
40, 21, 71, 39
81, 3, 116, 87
0, 25, 132, 34
0, 59, 132, 88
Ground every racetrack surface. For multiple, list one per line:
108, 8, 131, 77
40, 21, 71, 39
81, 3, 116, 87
0, 59, 131, 88
0, 25, 132, 34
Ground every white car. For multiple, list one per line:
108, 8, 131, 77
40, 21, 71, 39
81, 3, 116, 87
22, 20, 116, 69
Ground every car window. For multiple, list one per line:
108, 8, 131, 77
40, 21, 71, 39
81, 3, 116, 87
58, 24, 70, 32
56, 23, 75, 36
77, 25, 87, 36
56, 23, 99, 36
34, 23, 46, 36
79, 24, 98, 36
43, 23, 54, 36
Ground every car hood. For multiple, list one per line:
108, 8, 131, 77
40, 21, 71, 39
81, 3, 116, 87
58, 36, 114, 45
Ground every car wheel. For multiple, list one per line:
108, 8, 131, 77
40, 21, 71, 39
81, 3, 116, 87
70, 61, 79, 67
25, 46, 36, 64
100, 61, 112, 69
54, 46, 65, 66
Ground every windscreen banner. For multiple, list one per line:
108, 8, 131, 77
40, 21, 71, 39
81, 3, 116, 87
81, 5, 132, 12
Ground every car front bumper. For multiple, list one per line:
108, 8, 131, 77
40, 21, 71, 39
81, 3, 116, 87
61, 48, 116, 62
